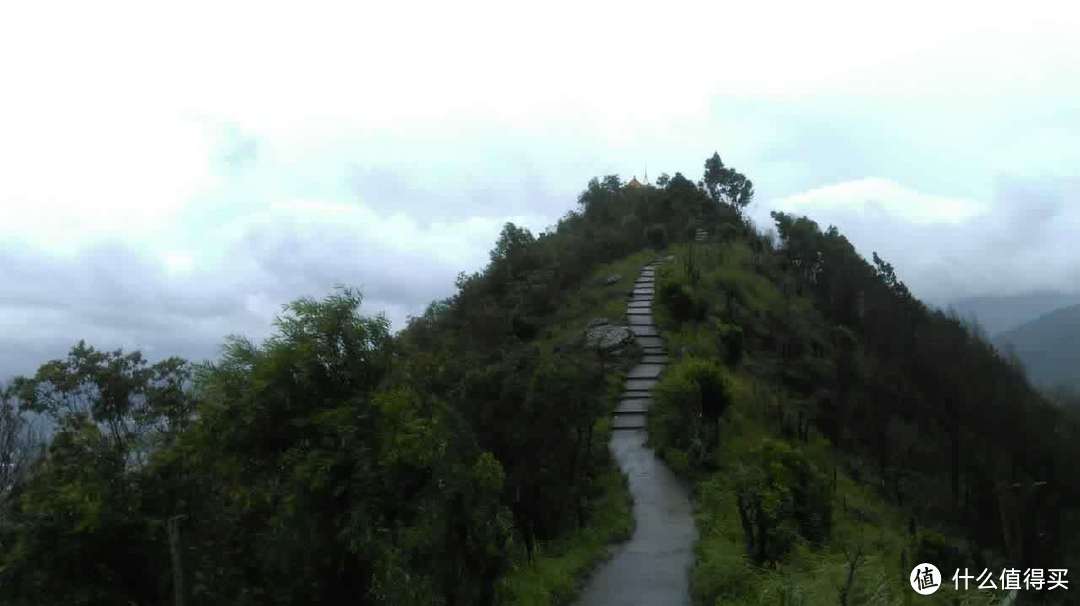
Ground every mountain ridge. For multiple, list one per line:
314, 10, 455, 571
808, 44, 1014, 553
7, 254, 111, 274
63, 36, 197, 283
949, 290, 1080, 337
996, 302, 1080, 389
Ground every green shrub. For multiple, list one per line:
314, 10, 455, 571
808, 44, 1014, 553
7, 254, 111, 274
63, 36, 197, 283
692, 540, 757, 603
733, 440, 832, 564
651, 358, 733, 469
658, 281, 706, 324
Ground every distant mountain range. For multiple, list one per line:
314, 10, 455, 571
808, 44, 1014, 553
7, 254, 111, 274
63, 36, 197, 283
994, 303, 1080, 390
947, 291, 1080, 391
949, 291, 1080, 336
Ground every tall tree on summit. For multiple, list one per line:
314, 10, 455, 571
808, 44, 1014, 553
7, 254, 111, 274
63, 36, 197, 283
703, 151, 755, 217
702, 152, 727, 203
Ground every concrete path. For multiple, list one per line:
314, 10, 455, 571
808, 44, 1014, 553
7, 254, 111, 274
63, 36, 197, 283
576, 259, 697, 606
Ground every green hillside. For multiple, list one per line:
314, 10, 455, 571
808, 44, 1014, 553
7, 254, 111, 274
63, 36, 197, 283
3, 153, 1079, 605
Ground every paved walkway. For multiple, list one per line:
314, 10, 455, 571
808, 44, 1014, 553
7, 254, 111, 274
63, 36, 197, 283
576, 258, 697, 606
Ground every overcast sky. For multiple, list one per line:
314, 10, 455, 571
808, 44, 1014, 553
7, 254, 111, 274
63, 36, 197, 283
2, 1, 1079, 379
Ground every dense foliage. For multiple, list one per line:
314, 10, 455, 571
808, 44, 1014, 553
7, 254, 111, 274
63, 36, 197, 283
765, 211, 1080, 570
646, 199, 1080, 603
5, 150, 1077, 604
0, 164, 728, 605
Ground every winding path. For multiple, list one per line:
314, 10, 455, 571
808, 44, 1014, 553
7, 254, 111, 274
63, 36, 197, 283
576, 259, 697, 606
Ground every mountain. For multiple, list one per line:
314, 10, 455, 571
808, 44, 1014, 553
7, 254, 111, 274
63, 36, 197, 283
996, 303, 1080, 389
949, 291, 1080, 336
7, 160, 1080, 605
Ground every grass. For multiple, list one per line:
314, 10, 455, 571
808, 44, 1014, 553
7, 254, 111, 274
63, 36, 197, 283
650, 239, 999, 606
497, 247, 662, 605
497, 466, 634, 605
539, 248, 661, 355
686, 380, 998, 605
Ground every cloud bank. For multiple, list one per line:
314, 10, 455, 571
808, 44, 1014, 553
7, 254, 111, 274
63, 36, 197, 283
760, 176, 1080, 305
2, 0, 1079, 379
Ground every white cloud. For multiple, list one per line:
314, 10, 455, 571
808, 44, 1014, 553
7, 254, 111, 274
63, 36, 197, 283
772, 178, 987, 224
2, 0, 1080, 379
757, 177, 1080, 304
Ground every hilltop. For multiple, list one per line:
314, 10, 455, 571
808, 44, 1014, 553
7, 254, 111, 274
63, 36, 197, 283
3, 153, 1080, 605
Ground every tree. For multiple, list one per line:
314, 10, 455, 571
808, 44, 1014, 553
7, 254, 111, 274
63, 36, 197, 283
733, 440, 831, 564
1, 344, 195, 605
10, 162, 912, 604
490, 222, 536, 282
0, 393, 39, 555
10, 342, 194, 463
0, 394, 36, 507
702, 152, 726, 202
727, 172, 754, 211
1, 410, 163, 604
702, 152, 754, 217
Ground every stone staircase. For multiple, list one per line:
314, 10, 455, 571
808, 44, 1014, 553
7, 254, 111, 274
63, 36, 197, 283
612, 259, 668, 431
694, 227, 708, 242
579, 255, 695, 606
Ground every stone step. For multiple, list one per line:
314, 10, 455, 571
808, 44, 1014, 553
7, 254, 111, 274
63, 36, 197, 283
641, 354, 669, 365
624, 378, 660, 391
630, 325, 659, 337
635, 336, 665, 349
612, 415, 646, 430
626, 308, 651, 316
641, 346, 667, 355
627, 314, 653, 325
615, 398, 651, 414
627, 363, 664, 379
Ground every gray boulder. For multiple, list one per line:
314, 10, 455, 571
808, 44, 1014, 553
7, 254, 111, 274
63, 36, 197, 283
602, 273, 621, 286
585, 322, 634, 351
